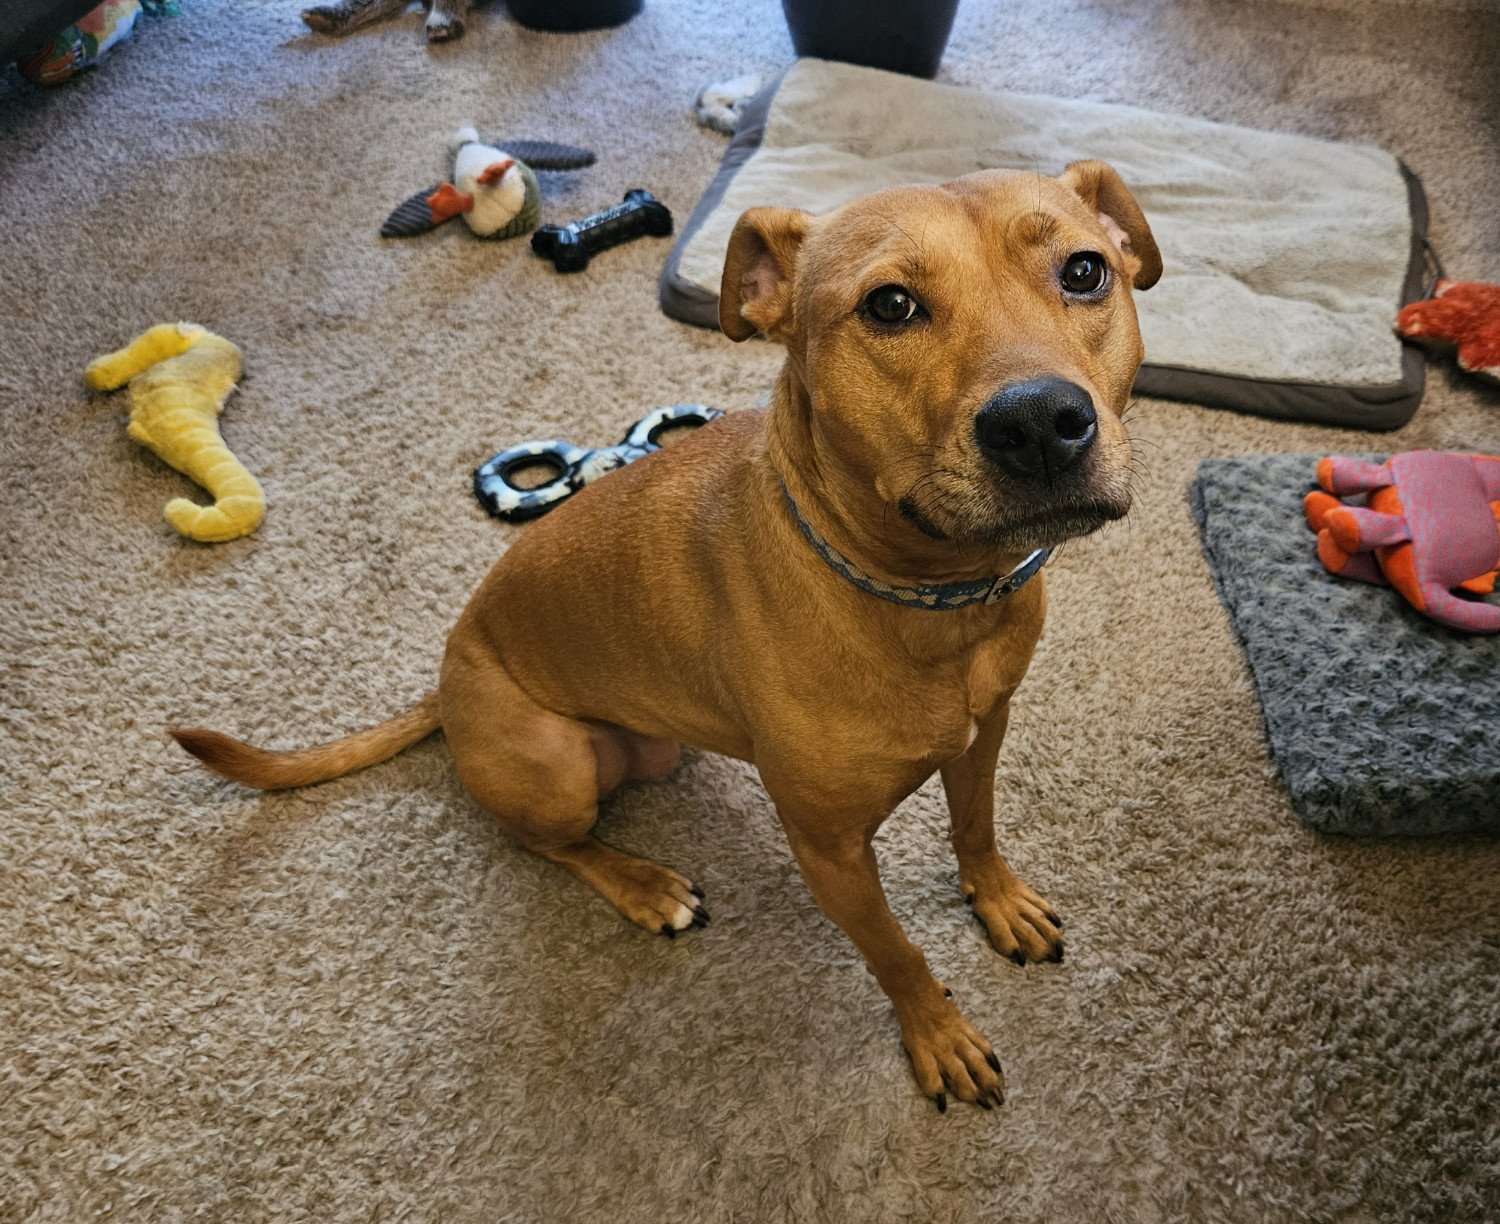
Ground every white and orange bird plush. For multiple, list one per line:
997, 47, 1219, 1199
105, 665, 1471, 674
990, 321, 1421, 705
381, 128, 595, 241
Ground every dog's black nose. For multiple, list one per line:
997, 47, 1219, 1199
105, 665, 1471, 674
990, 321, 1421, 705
974, 378, 1098, 481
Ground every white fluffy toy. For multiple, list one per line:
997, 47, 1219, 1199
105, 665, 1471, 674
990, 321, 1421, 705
693, 74, 763, 135
381, 129, 596, 240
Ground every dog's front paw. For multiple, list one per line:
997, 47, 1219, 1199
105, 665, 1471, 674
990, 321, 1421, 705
897, 992, 1005, 1111
964, 877, 1063, 965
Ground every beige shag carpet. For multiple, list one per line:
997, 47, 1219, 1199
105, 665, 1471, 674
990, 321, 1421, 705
2, 1, 1498, 1220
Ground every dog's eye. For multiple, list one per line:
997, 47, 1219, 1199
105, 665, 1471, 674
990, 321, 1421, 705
863, 284, 921, 325
1060, 252, 1109, 296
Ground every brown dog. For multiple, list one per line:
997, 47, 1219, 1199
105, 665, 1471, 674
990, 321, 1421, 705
174, 162, 1160, 1111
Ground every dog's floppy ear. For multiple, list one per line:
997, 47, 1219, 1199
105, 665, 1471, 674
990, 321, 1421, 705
719, 207, 812, 341
1060, 160, 1162, 291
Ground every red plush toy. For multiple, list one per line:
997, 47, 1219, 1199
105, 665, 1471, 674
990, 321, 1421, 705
1304, 451, 1500, 633
1396, 279, 1500, 382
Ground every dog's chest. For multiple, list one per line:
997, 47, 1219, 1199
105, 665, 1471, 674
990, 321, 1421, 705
890, 631, 1031, 762
834, 656, 1000, 768
787, 606, 1035, 766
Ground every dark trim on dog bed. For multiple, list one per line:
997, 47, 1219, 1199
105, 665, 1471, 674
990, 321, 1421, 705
659, 70, 785, 329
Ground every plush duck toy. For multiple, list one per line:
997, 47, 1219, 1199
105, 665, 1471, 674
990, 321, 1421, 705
381, 129, 595, 240
85, 323, 264, 543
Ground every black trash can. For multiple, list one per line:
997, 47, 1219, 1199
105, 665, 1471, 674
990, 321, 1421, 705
781, 0, 960, 79
507, 0, 643, 32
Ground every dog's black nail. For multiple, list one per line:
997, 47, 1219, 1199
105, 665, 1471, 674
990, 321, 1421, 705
935, 1092, 947, 1113
694, 904, 711, 924
1009, 950, 1026, 967
943, 986, 952, 998
977, 1095, 992, 1110
1049, 945, 1065, 964
689, 885, 705, 900
1045, 912, 1062, 928
963, 892, 975, 905
985, 1051, 1001, 1074
661, 923, 676, 939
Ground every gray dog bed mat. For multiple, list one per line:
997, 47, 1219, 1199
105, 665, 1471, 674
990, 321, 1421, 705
662, 59, 1430, 430
1192, 454, 1499, 837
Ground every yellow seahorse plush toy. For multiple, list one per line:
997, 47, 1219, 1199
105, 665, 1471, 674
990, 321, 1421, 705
85, 323, 264, 542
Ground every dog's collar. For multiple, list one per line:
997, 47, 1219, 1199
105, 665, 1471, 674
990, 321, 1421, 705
779, 478, 1050, 610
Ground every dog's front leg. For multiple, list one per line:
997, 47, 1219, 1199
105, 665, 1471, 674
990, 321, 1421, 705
941, 699, 1064, 965
774, 801, 1005, 1110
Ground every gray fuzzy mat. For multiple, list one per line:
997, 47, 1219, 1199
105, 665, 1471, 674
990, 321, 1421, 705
1192, 454, 1500, 836
662, 58, 1429, 429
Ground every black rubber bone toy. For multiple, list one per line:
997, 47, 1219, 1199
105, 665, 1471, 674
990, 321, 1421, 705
531, 189, 673, 272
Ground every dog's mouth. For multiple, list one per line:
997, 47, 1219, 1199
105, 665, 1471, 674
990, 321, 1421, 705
966, 498, 1130, 551
898, 473, 1131, 552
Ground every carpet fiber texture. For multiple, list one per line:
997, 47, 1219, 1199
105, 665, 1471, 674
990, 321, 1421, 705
2, 1, 1499, 1221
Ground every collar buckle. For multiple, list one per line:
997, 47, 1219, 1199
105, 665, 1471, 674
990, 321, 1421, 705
983, 549, 1049, 604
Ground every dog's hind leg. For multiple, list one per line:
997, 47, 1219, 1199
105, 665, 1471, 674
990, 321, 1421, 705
940, 698, 1064, 965
440, 644, 704, 937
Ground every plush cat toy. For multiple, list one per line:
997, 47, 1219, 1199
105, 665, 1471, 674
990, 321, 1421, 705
1304, 451, 1500, 633
381, 129, 595, 240
1396, 279, 1500, 383
85, 323, 264, 543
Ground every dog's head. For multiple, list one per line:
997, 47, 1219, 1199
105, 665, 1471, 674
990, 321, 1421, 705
720, 163, 1160, 555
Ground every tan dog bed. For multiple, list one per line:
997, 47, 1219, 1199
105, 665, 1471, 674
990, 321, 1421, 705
660, 59, 1429, 429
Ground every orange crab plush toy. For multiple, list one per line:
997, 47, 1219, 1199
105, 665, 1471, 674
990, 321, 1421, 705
1396, 279, 1500, 382
1305, 452, 1500, 633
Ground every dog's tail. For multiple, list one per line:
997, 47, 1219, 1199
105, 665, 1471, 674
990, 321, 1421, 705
170, 690, 442, 790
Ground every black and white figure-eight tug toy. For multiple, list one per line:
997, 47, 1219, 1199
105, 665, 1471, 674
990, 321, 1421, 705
382, 129, 596, 241
531, 189, 673, 272
474, 404, 723, 521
